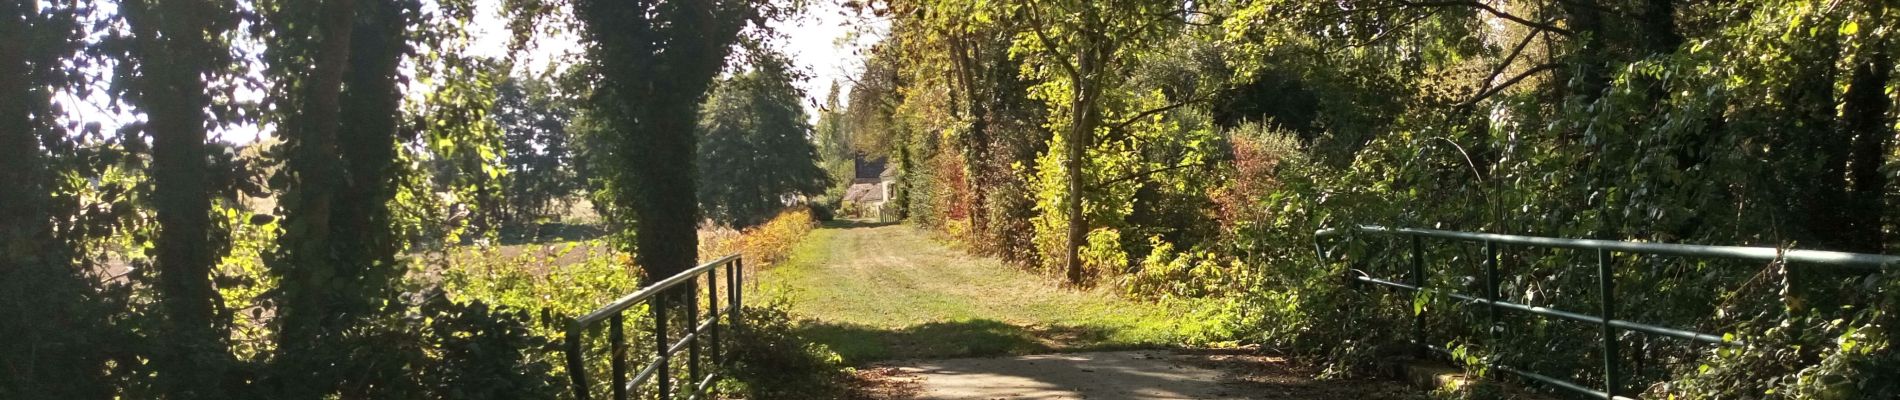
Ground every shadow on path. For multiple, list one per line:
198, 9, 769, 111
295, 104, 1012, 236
867, 349, 1425, 400
795, 319, 1151, 364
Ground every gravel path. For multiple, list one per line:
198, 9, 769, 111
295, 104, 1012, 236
859, 349, 1424, 400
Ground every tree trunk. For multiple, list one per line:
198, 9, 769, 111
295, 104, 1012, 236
1789, 35, 1845, 250
1063, 45, 1102, 286
334, 0, 407, 307
270, 0, 355, 397
1642, 0, 1682, 56
635, 98, 703, 280
1563, 0, 1609, 103
1841, 48, 1891, 253
122, 0, 234, 395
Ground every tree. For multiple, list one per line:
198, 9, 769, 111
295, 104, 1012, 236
1012, 0, 1195, 285
115, 0, 246, 396
254, 0, 419, 396
0, 1, 120, 397
568, 0, 761, 279
493, 74, 578, 225
815, 83, 854, 200
697, 49, 831, 229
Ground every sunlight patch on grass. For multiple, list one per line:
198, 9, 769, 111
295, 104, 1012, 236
752, 222, 1199, 364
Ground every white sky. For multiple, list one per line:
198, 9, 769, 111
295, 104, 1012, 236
64, 0, 886, 145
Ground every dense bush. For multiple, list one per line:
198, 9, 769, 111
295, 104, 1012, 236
714, 304, 855, 399
701, 208, 819, 267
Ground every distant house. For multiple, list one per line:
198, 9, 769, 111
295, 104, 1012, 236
842, 155, 895, 218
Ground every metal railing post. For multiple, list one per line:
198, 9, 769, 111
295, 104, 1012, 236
687, 284, 701, 390
1598, 249, 1620, 397
655, 291, 671, 399
708, 265, 721, 364
567, 328, 591, 400
610, 314, 626, 400
1483, 241, 1500, 365
1411, 235, 1426, 358
734, 258, 744, 323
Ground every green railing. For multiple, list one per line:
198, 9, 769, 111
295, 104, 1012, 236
566, 254, 744, 400
1314, 225, 1898, 399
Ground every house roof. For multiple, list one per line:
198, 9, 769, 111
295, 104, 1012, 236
844, 182, 884, 204
855, 155, 889, 180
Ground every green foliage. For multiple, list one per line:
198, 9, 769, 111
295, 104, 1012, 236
696, 50, 832, 229
568, 0, 763, 280
0, 1, 130, 397
862, 0, 1900, 396
714, 304, 855, 399
415, 292, 562, 400
493, 74, 580, 226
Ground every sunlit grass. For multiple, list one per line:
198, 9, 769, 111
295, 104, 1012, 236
753, 221, 1198, 364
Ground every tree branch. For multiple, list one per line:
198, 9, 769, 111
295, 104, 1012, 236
1107, 95, 1214, 134
1331, 8, 1443, 52
1469, 29, 1540, 101
1091, 161, 1212, 190
1461, 63, 1561, 106
1394, 0, 1573, 36
1023, 4, 1082, 80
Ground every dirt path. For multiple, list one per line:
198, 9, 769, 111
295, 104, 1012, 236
858, 349, 1423, 400
761, 222, 1422, 399
757, 222, 1186, 363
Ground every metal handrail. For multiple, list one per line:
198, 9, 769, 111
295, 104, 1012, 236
1318, 225, 1900, 268
1315, 225, 1896, 400
566, 254, 744, 400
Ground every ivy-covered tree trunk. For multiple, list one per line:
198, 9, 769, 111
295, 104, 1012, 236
572, 0, 752, 280
120, 0, 240, 396
334, 0, 407, 321
1840, 47, 1891, 253
264, 0, 355, 396
0, 2, 114, 397
1787, 34, 1845, 251
1562, 0, 1608, 102
329, 0, 412, 394
264, 0, 416, 395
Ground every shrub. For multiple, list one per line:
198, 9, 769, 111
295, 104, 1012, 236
715, 304, 854, 399
700, 208, 817, 267
1078, 228, 1127, 284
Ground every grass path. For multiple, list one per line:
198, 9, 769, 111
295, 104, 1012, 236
753, 221, 1191, 364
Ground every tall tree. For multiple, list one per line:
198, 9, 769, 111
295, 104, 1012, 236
697, 50, 831, 229
116, 0, 244, 395
494, 75, 577, 225
569, 0, 759, 278
815, 83, 854, 199
0, 1, 117, 398
256, 0, 417, 396
1013, 0, 1190, 285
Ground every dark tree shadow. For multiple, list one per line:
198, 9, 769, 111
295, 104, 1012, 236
794, 319, 1142, 364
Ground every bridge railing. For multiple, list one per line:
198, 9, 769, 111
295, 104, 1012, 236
1315, 225, 1898, 400
565, 254, 744, 400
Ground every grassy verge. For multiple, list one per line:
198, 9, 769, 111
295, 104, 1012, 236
754, 221, 1197, 364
